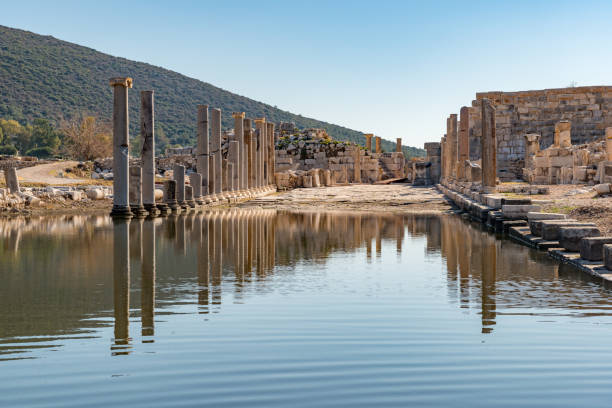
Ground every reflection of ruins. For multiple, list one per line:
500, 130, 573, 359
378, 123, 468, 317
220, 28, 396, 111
2, 211, 612, 360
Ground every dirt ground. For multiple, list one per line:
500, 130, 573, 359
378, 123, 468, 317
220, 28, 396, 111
533, 184, 612, 235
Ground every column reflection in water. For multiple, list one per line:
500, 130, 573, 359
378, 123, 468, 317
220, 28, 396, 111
141, 219, 155, 340
212, 211, 223, 305
197, 214, 210, 312
112, 219, 131, 355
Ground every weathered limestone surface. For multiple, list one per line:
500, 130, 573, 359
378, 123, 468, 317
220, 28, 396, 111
4, 167, 19, 193
129, 166, 146, 216
140, 91, 155, 210
197, 105, 210, 196
211, 109, 223, 196
457, 107, 469, 181
109, 77, 133, 217
580, 237, 612, 261
604, 244, 612, 270
174, 164, 186, 205
558, 226, 601, 252
233, 112, 245, 191
228, 140, 240, 193
481, 98, 497, 192
365, 134, 373, 151
375, 137, 381, 154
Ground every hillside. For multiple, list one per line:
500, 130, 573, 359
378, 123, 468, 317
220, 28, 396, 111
0, 25, 424, 158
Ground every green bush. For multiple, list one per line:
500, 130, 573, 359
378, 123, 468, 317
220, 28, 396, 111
26, 146, 54, 158
0, 145, 17, 156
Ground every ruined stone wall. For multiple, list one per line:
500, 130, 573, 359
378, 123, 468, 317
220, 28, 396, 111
469, 86, 612, 180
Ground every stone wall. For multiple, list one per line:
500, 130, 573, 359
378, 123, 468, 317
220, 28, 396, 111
467, 86, 612, 180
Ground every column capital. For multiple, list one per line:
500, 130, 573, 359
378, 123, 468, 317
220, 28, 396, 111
232, 112, 245, 119
254, 117, 267, 125
109, 77, 133, 88
364, 133, 373, 138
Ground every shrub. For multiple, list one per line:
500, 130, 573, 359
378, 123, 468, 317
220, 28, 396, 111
0, 145, 17, 156
26, 146, 54, 158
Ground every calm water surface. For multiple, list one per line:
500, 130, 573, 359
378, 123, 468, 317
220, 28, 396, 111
1, 210, 612, 407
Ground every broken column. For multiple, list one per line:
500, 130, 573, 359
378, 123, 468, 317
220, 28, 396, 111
254, 118, 266, 192
447, 114, 458, 180
185, 185, 196, 208
228, 140, 240, 197
267, 122, 275, 189
606, 127, 612, 161
211, 108, 223, 200
457, 107, 469, 181
191, 173, 204, 205
4, 167, 19, 194
554, 120, 572, 148
232, 112, 245, 195
174, 164, 187, 210
245, 118, 255, 194
164, 179, 179, 212
523, 133, 541, 182
396, 138, 402, 153
481, 98, 497, 192
140, 90, 158, 217
109, 77, 133, 218
129, 166, 147, 217
365, 133, 373, 151
375, 136, 381, 154
197, 105, 211, 202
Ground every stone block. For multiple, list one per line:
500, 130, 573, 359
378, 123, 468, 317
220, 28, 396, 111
559, 226, 601, 252
302, 175, 313, 188
501, 204, 541, 219
593, 183, 611, 195
549, 155, 574, 167
580, 237, 612, 261
541, 221, 596, 241
604, 244, 612, 270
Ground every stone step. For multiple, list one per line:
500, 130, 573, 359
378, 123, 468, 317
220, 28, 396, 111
558, 226, 601, 252
580, 237, 612, 261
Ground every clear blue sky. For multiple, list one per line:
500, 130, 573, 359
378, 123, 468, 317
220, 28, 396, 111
2, 0, 612, 148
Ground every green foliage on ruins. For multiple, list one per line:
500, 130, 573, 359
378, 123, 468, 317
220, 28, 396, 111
0, 25, 425, 158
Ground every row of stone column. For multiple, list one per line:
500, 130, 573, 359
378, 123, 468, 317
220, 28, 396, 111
363, 133, 403, 154
109, 77, 277, 218
439, 99, 496, 191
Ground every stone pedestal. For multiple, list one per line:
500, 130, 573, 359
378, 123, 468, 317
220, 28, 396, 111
481, 98, 497, 192
109, 77, 133, 218
164, 179, 180, 213
129, 166, 148, 217
191, 173, 204, 205
4, 167, 19, 193
173, 164, 188, 210
185, 185, 197, 208
140, 90, 158, 217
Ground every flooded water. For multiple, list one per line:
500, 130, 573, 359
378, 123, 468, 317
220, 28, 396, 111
1, 210, 612, 407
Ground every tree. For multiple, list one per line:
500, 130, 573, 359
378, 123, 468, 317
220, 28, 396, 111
31, 118, 60, 152
61, 115, 112, 160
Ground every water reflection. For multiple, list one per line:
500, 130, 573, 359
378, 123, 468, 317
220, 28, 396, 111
0, 210, 611, 361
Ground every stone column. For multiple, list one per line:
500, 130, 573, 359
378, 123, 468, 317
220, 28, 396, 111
245, 119, 255, 194
109, 77, 133, 218
173, 164, 187, 210
140, 90, 158, 216
197, 105, 211, 202
129, 166, 147, 217
4, 167, 19, 193
267, 122, 275, 189
523, 134, 541, 169
606, 127, 612, 161
254, 118, 266, 192
396, 138, 402, 152
185, 185, 196, 208
364, 133, 373, 151
164, 179, 179, 212
211, 108, 223, 200
191, 173, 204, 205
222, 158, 229, 197
554, 120, 572, 148
481, 98, 497, 192
440, 135, 446, 182
448, 113, 458, 180
457, 106, 470, 181
228, 163, 235, 195
353, 146, 361, 183
375, 136, 381, 153
232, 112, 245, 195
228, 140, 240, 196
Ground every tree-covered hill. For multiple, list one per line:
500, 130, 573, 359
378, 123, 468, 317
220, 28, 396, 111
0, 25, 425, 158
